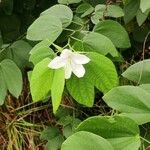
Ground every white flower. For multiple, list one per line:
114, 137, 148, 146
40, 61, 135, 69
48, 49, 90, 79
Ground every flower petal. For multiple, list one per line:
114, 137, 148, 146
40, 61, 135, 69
60, 49, 72, 58
71, 62, 85, 78
64, 62, 72, 79
72, 53, 90, 64
48, 56, 66, 69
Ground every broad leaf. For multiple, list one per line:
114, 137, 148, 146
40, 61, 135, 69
30, 58, 54, 101
122, 59, 150, 84
0, 59, 22, 98
86, 52, 118, 93
0, 71, 7, 105
61, 131, 114, 150
94, 20, 131, 48
83, 32, 118, 57
124, 0, 140, 23
29, 39, 55, 65
77, 116, 141, 150
139, 84, 150, 93
41, 4, 73, 28
27, 15, 62, 41
136, 9, 149, 26
140, 0, 150, 13
51, 68, 65, 113
8, 40, 32, 68
66, 75, 94, 107
103, 86, 150, 124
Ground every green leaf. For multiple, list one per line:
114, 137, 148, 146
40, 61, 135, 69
27, 15, 62, 41
124, 0, 140, 23
41, 4, 73, 28
136, 9, 149, 26
40, 127, 60, 141
45, 135, 64, 150
3, 0, 13, 15
0, 71, 7, 105
29, 39, 55, 65
76, 3, 93, 14
103, 86, 150, 124
139, 84, 150, 93
93, 20, 131, 48
30, 58, 54, 101
86, 52, 118, 93
0, 59, 22, 98
81, 7, 94, 18
66, 75, 94, 107
83, 32, 118, 57
91, 4, 124, 24
61, 131, 114, 150
77, 116, 141, 150
8, 40, 32, 68
122, 59, 150, 84
51, 68, 65, 113
140, 0, 150, 13
58, 0, 81, 4
0, 31, 3, 48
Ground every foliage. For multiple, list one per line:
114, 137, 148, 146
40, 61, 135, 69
0, 0, 150, 149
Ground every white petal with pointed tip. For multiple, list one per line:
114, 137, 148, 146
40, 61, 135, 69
48, 56, 66, 69
64, 62, 72, 79
71, 63, 85, 78
72, 53, 90, 64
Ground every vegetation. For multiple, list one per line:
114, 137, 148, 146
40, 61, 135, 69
0, 0, 150, 149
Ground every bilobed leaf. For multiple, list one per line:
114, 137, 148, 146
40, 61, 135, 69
41, 4, 73, 28
61, 131, 114, 150
86, 52, 119, 93
29, 39, 55, 65
140, 0, 150, 13
0, 59, 22, 98
27, 15, 62, 41
93, 20, 131, 48
83, 32, 118, 57
77, 116, 141, 150
66, 75, 94, 107
30, 58, 54, 101
103, 86, 150, 124
122, 59, 150, 84
51, 68, 65, 113
58, 0, 81, 4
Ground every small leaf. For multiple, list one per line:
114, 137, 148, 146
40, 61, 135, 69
122, 59, 150, 84
30, 58, 54, 101
66, 75, 94, 107
0, 59, 22, 98
61, 131, 114, 150
77, 116, 141, 150
103, 86, 150, 124
40, 127, 60, 141
51, 68, 65, 113
93, 20, 131, 48
41, 4, 73, 28
27, 15, 62, 41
